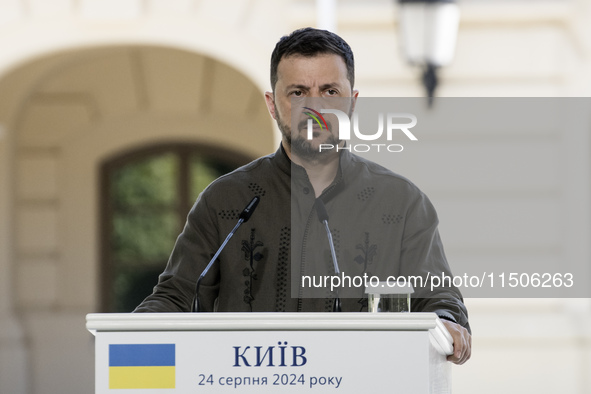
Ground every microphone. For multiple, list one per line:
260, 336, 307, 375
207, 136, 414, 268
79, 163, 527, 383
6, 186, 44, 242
239, 196, 259, 222
314, 199, 342, 312
191, 196, 260, 312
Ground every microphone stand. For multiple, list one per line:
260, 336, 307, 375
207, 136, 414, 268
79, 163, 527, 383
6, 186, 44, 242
315, 199, 342, 312
191, 196, 260, 312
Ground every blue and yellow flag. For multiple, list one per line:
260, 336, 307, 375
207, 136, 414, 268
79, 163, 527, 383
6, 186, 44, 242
109, 344, 175, 389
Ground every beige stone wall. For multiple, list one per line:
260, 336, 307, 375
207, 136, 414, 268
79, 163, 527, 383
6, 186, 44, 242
1, 1, 591, 393
0, 41, 276, 394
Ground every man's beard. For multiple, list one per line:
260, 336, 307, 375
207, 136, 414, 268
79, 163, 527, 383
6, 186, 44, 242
276, 112, 339, 162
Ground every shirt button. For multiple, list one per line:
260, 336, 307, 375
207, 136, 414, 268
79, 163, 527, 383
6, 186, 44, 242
303, 187, 310, 194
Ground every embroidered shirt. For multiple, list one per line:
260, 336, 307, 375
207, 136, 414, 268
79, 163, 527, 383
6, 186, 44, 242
134, 145, 470, 332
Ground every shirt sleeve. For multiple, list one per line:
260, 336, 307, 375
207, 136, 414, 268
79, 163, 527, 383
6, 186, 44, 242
398, 189, 471, 333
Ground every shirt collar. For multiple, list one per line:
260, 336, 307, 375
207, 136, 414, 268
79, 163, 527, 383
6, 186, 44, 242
276, 143, 353, 200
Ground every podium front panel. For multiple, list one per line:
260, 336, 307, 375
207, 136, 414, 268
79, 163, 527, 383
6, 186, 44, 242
88, 312, 452, 394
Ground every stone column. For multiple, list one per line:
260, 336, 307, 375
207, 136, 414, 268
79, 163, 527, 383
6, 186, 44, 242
0, 123, 29, 392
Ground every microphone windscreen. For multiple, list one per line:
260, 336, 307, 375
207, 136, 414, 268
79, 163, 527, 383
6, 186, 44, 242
315, 198, 329, 222
239, 196, 260, 222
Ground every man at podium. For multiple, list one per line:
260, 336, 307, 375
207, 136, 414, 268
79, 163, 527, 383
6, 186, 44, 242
134, 28, 471, 365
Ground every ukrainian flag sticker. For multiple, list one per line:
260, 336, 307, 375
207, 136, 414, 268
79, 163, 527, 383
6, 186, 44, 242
109, 344, 175, 389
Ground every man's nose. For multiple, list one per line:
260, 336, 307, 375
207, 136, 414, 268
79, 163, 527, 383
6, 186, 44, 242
304, 93, 328, 110
309, 89, 322, 98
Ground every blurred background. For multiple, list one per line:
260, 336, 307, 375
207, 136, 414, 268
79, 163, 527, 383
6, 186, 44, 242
0, 0, 590, 393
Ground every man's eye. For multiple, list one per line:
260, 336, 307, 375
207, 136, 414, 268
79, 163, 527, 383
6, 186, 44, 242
291, 91, 303, 97
326, 89, 338, 96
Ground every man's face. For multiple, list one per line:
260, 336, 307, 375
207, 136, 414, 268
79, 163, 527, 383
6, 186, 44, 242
265, 54, 358, 161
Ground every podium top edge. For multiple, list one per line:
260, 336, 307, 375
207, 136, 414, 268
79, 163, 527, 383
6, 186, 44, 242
86, 312, 446, 332
86, 313, 453, 355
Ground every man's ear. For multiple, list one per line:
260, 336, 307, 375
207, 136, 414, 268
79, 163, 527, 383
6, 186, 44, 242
264, 91, 277, 120
350, 89, 359, 113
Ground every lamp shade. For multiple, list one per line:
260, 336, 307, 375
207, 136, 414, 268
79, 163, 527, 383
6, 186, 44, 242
398, 0, 460, 67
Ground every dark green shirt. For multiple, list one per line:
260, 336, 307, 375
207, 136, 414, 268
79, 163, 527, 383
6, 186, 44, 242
135, 146, 470, 333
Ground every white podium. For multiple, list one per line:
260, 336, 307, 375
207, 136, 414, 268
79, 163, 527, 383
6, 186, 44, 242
86, 312, 453, 393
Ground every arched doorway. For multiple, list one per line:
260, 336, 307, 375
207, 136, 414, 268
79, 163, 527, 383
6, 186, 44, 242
100, 143, 251, 312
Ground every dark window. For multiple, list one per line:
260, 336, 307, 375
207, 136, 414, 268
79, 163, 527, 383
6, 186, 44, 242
100, 144, 250, 312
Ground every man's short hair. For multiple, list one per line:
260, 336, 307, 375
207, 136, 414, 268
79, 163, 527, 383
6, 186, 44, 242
270, 27, 355, 92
